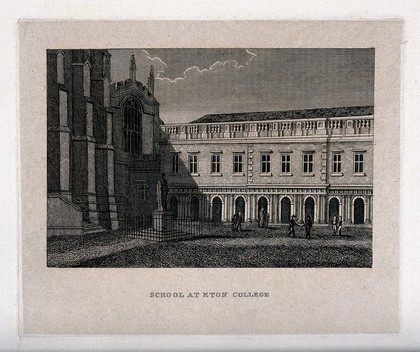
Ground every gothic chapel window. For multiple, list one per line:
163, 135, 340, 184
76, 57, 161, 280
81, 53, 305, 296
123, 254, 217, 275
123, 97, 142, 154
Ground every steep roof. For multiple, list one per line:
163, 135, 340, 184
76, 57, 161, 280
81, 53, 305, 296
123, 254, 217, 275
191, 106, 374, 124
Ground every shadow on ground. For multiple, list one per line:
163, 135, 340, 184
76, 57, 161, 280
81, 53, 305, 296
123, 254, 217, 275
53, 224, 372, 268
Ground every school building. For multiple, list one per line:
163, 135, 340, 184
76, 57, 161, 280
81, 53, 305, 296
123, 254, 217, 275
160, 106, 373, 225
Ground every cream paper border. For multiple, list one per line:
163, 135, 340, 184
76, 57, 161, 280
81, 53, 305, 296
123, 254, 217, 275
20, 21, 401, 335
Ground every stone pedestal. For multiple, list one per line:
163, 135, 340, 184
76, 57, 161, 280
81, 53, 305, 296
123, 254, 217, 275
152, 210, 173, 233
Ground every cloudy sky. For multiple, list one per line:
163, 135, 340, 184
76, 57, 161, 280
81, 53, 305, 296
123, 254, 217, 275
109, 48, 374, 124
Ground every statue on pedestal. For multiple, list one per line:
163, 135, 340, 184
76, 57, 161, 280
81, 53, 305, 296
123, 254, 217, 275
156, 172, 169, 211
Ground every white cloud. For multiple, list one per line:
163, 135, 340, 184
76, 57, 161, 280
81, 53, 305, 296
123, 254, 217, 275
143, 49, 257, 83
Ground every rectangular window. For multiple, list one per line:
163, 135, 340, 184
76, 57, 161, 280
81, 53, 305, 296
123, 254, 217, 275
281, 154, 291, 173
354, 153, 364, 173
333, 153, 342, 173
261, 154, 271, 173
136, 182, 147, 200
189, 154, 198, 174
171, 154, 179, 174
303, 153, 314, 173
233, 154, 243, 173
211, 154, 221, 174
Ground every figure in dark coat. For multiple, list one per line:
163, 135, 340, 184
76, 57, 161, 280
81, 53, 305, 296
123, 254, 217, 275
258, 207, 266, 228
263, 213, 269, 228
231, 212, 243, 232
289, 215, 297, 237
304, 215, 313, 239
231, 213, 238, 232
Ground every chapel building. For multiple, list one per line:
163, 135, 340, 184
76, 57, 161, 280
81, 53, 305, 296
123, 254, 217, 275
47, 50, 162, 235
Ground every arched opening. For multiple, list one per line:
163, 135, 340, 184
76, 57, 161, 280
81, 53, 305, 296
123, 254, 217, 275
190, 196, 199, 221
235, 196, 245, 217
354, 198, 365, 224
123, 97, 142, 154
280, 197, 291, 223
211, 197, 222, 222
258, 196, 268, 226
305, 197, 315, 220
258, 196, 268, 213
329, 197, 340, 223
169, 196, 178, 219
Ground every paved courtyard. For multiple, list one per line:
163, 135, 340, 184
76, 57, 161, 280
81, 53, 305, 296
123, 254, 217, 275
47, 223, 372, 268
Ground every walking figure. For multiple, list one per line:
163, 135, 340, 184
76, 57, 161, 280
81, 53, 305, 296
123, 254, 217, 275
231, 212, 243, 232
304, 215, 313, 239
337, 216, 343, 236
332, 215, 337, 235
288, 215, 297, 237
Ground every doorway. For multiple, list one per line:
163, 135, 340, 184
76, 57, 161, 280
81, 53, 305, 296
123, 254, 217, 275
280, 197, 291, 223
354, 198, 365, 224
212, 197, 222, 222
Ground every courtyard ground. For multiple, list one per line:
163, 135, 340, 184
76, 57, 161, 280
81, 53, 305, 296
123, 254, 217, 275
47, 223, 372, 268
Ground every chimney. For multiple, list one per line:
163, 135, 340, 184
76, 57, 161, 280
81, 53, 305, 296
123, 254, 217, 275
129, 52, 137, 81
147, 65, 155, 95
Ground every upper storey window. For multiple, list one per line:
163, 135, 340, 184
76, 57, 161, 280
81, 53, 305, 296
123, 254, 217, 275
354, 153, 364, 173
261, 153, 271, 174
233, 154, 243, 174
123, 97, 142, 154
303, 153, 314, 174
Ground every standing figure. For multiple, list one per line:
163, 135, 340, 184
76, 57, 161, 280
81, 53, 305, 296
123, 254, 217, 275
237, 212, 244, 232
258, 207, 266, 228
338, 216, 343, 236
304, 215, 313, 239
288, 215, 297, 237
332, 215, 337, 235
263, 213, 269, 228
231, 213, 238, 232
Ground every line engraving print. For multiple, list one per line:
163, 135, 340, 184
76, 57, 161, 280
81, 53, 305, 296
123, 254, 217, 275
46, 48, 374, 268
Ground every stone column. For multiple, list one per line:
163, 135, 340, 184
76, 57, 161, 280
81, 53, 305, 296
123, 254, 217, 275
71, 53, 98, 223
246, 194, 251, 222
222, 194, 228, 221
346, 196, 352, 224
184, 196, 190, 218
272, 194, 279, 223
250, 194, 256, 222
228, 194, 234, 220
92, 63, 118, 229
205, 194, 210, 221
199, 195, 206, 220
365, 196, 369, 223
321, 195, 327, 223
47, 86, 71, 199
300, 195, 305, 222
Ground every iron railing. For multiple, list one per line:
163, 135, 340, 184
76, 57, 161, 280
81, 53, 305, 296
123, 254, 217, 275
120, 214, 204, 241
